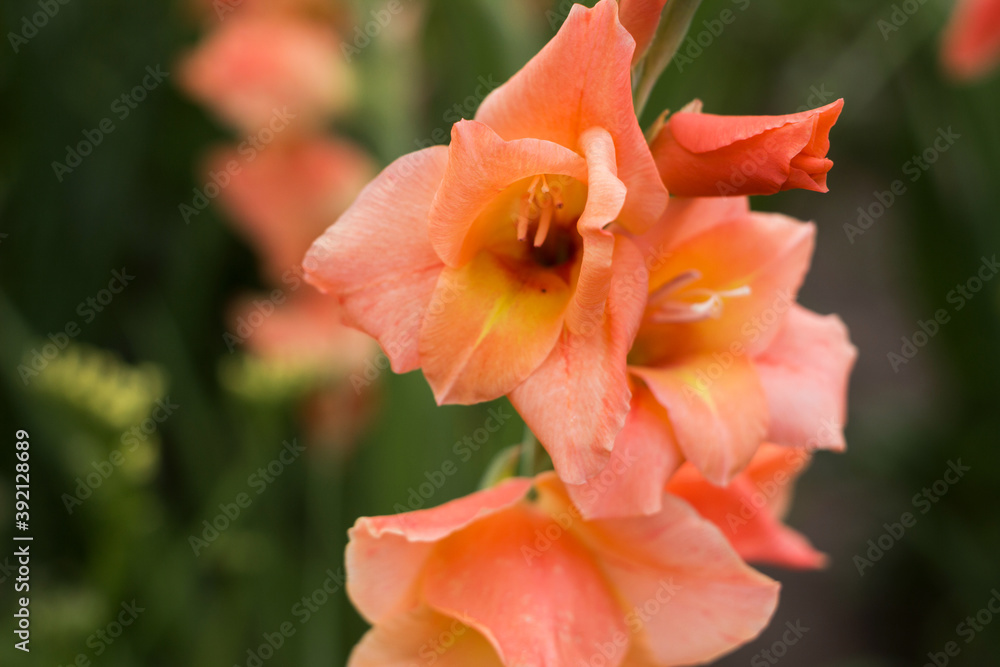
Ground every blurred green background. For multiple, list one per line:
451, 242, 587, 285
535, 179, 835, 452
2, 0, 999, 665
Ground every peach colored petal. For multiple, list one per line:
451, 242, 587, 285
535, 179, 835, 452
566, 127, 628, 336
618, 0, 670, 64
632, 355, 769, 486
753, 305, 857, 451
345, 478, 532, 623
348, 606, 504, 667
510, 235, 647, 484
631, 196, 751, 258
475, 0, 667, 231
421, 505, 629, 667
427, 120, 588, 267
942, 0, 1000, 80
418, 252, 572, 405
207, 138, 374, 283
634, 211, 815, 363
651, 100, 844, 197
538, 476, 780, 666
177, 16, 350, 133
303, 147, 448, 374
567, 383, 682, 519
669, 444, 827, 569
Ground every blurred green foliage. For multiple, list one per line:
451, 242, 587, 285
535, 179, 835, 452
1, 0, 999, 665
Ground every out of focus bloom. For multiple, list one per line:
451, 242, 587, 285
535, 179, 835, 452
229, 290, 375, 371
941, 0, 1000, 80
649, 100, 844, 197
568, 197, 856, 517
346, 474, 778, 667
178, 14, 352, 132
305, 0, 667, 484
206, 138, 374, 283
668, 443, 827, 569
191, 0, 344, 24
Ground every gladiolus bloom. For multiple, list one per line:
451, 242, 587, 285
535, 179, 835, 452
229, 289, 376, 371
207, 138, 374, 283
941, 0, 1000, 80
178, 15, 352, 133
650, 99, 844, 197
568, 197, 856, 518
346, 474, 779, 667
304, 0, 667, 484
668, 443, 827, 569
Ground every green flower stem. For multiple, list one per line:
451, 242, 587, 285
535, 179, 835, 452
519, 426, 538, 478
478, 444, 522, 489
634, 0, 704, 118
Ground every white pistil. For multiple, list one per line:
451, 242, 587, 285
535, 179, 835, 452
649, 272, 751, 323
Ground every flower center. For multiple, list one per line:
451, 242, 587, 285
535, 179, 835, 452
647, 269, 751, 323
516, 175, 564, 247
505, 174, 584, 271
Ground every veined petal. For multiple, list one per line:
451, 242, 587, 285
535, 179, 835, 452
636, 211, 815, 362
428, 120, 588, 267
651, 101, 844, 197
538, 477, 780, 666
348, 606, 504, 667
345, 478, 531, 623
632, 196, 751, 257
668, 444, 827, 570
510, 236, 647, 484
566, 127, 628, 336
303, 147, 448, 374
418, 252, 572, 405
632, 356, 769, 486
752, 305, 857, 451
475, 0, 667, 231
567, 383, 682, 519
421, 504, 629, 667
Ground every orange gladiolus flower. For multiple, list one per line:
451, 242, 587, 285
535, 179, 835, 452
178, 14, 352, 133
206, 138, 374, 284
942, 0, 1000, 80
650, 99, 844, 197
568, 197, 856, 518
304, 0, 667, 483
668, 444, 826, 570
346, 474, 779, 667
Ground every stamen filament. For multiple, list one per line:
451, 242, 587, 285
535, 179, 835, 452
648, 271, 752, 324
534, 203, 553, 247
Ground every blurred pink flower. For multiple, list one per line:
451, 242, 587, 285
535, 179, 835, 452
346, 474, 778, 667
228, 288, 380, 454
230, 289, 376, 371
206, 138, 374, 283
942, 0, 1000, 80
178, 14, 353, 133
